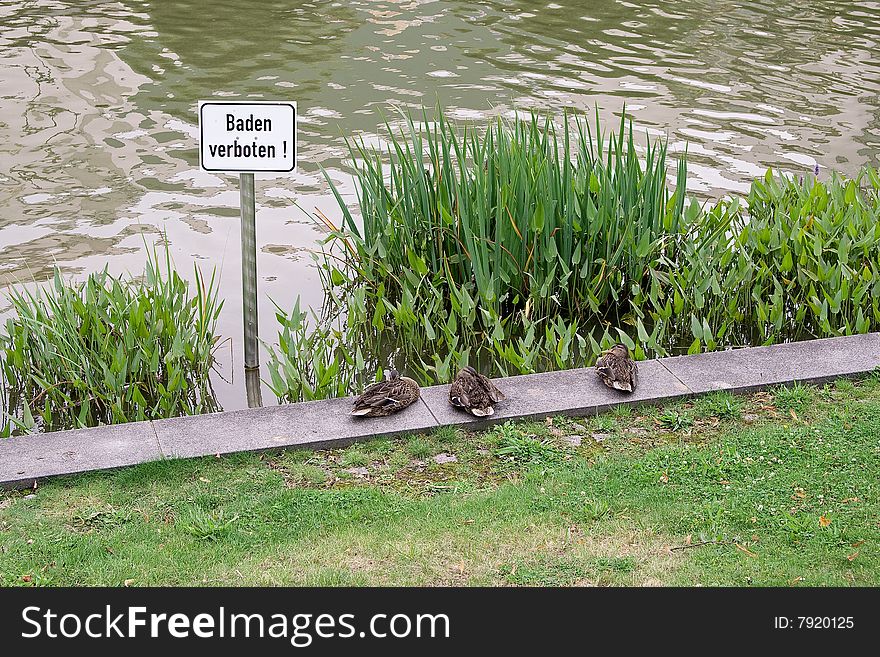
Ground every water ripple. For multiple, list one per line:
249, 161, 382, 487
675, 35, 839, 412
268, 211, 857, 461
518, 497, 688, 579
1, 0, 878, 408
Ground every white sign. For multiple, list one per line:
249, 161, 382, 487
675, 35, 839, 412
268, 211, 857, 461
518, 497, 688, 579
199, 101, 296, 173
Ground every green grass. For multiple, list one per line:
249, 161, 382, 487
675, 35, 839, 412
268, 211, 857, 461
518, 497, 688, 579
773, 383, 815, 413
434, 425, 465, 444
491, 421, 563, 466
693, 391, 743, 420
406, 436, 434, 460
2, 378, 879, 586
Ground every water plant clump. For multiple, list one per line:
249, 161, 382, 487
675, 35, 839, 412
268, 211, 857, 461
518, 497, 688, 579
644, 167, 880, 353
331, 108, 688, 324
269, 108, 690, 400
269, 107, 880, 403
0, 247, 222, 436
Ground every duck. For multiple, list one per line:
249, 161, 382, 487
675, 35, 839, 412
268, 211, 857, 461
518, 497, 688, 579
350, 369, 421, 417
595, 344, 638, 393
448, 365, 505, 416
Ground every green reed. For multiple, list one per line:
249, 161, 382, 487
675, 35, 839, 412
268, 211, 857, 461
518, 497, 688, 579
0, 246, 222, 436
268, 107, 880, 404
325, 107, 686, 320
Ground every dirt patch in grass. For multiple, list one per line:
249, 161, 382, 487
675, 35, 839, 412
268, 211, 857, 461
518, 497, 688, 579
245, 516, 684, 587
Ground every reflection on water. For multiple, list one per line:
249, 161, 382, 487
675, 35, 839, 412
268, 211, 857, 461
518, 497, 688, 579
1, 0, 879, 409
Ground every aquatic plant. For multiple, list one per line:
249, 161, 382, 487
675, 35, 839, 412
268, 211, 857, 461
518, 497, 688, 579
267, 107, 688, 398
330, 108, 687, 319
645, 168, 880, 353
265, 298, 380, 402
268, 107, 880, 403
0, 246, 222, 436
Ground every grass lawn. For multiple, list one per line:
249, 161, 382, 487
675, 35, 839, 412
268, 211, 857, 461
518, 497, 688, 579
1, 376, 878, 586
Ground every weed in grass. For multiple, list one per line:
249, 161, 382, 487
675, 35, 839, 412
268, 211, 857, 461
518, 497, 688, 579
2, 571, 54, 587
833, 379, 855, 393
361, 438, 394, 457
657, 410, 693, 432
549, 415, 579, 432
519, 421, 552, 438
610, 405, 632, 419
582, 498, 611, 522
386, 451, 411, 470
406, 436, 434, 459
434, 425, 465, 444
289, 464, 328, 486
283, 450, 315, 465
339, 449, 369, 468
193, 492, 222, 510
304, 569, 370, 587
71, 506, 133, 532
495, 435, 559, 464
489, 421, 522, 444
501, 559, 591, 586
773, 383, 814, 413
782, 513, 817, 545
593, 556, 635, 574
492, 422, 561, 465
694, 392, 743, 420
180, 508, 238, 541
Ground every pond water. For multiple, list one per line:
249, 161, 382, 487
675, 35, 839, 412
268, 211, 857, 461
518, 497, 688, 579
1, 0, 879, 410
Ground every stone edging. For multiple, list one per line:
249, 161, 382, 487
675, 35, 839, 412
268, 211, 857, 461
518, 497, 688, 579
2, 333, 878, 489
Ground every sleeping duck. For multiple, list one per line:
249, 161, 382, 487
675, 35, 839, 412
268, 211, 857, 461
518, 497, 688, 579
350, 369, 420, 417
595, 344, 638, 393
448, 366, 505, 416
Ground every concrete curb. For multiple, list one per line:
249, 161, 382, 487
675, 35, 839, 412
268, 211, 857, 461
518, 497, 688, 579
2, 333, 878, 489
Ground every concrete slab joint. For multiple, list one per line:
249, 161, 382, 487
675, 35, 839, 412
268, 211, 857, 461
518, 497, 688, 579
1, 333, 878, 488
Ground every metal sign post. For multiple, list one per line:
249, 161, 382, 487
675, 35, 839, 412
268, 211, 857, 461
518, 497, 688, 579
239, 172, 258, 369
244, 363, 263, 408
198, 100, 297, 381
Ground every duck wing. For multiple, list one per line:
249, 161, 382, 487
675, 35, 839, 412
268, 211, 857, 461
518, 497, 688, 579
352, 380, 411, 414
449, 368, 504, 415
475, 371, 505, 402
353, 380, 390, 409
596, 354, 638, 393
